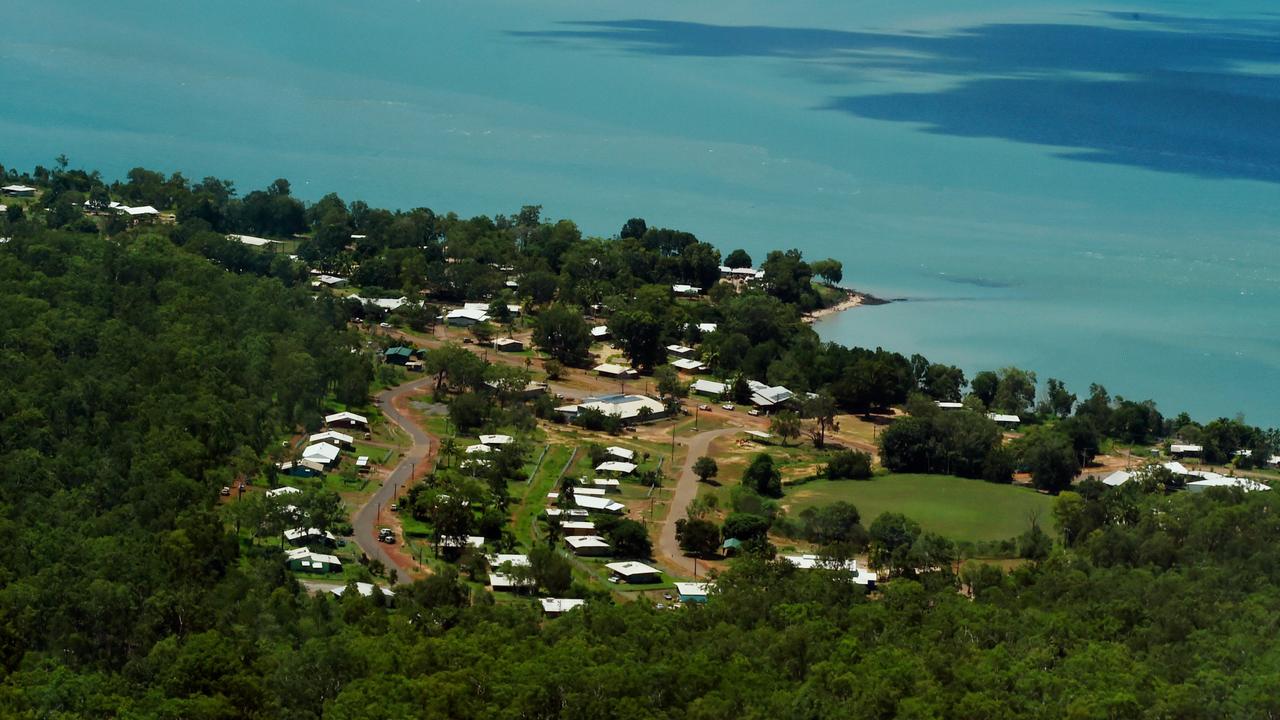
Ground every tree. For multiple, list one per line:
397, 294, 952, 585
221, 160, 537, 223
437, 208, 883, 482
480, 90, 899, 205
528, 546, 573, 595
469, 321, 496, 345
724, 248, 752, 268
825, 450, 873, 480
448, 392, 491, 433
542, 358, 564, 380
993, 367, 1037, 416
532, 303, 592, 366
801, 394, 838, 448
654, 365, 686, 410
869, 512, 921, 575
769, 411, 801, 446
521, 270, 559, 305
970, 370, 999, 409
1041, 378, 1077, 418
620, 217, 647, 240
692, 456, 719, 484
798, 502, 865, 546
603, 519, 652, 558
676, 518, 721, 557
610, 310, 665, 373
1017, 428, 1079, 493
810, 258, 843, 285
722, 512, 770, 543
742, 453, 782, 498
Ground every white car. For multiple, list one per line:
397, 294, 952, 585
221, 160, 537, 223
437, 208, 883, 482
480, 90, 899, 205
748, 409, 761, 417
698, 404, 710, 411
379, 322, 391, 328
721, 403, 734, 411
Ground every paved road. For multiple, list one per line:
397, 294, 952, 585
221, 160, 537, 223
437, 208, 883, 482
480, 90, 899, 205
656, 428, 741, 577
351, 376, 435, 585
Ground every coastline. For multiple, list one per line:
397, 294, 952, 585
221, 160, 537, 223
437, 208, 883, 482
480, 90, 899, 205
805, 286, 893, 323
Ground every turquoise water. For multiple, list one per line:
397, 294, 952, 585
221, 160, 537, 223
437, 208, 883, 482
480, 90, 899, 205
4, 1, 1278, 425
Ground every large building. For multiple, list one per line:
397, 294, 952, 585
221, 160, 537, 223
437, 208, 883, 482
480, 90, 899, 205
556, 394, 668, 423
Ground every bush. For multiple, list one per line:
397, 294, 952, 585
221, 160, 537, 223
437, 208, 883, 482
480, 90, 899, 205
825, 450, 873, 480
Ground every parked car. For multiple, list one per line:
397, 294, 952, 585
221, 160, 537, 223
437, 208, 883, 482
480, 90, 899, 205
389, 503, 398, 512
698, 404, 710, 411
379, 322, 391, 328
748, 409, 761, 416
721, 403, 735, 411
220, 486, 231, 496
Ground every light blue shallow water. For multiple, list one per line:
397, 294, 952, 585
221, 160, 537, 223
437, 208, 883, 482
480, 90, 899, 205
3, 1, 1278, 425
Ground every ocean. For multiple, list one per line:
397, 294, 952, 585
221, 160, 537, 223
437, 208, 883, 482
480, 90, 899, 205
4, 1, 1278, 425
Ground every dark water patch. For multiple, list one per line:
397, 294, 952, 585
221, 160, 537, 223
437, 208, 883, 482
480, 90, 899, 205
511, 15, 1280, 183
935, 274, 1015, 289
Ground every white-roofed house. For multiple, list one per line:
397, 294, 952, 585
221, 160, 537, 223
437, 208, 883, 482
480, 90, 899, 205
574, 495, 626, 514
229, 234, 282, 248
1170, 443, 1204, 457
591, 325, 611, 340
309, 430, 354, 447
747, 380, 795, 410
479, 434, 514, 446
314, 274, 349, 288
935, 401, 965, 410
557, 394, 668, 423
1101, 470, 1133, 487
445, 307, 490, 326
674, 582, 711, 602
696, 322, 718, 334
329, 582, 394, 599
605, 446, 636, 462
564, 535, 612, 555
465, 443, 493, 454
1, 185, 36, 197
325, 411, 369, 429
592, 478, 622, 493
672, 284, 701, 295
594, 363, 639, 379
300, 444, 339, 468
596, 461, 637, 475
286, 547, 342, 574
492, 338, 524, 352
1187, 477, 1271, 493
782, 554, 877, 588
671, 358, 708, 372
986, 413, 1022, 425
666, 344, 696, 359
284, 528, 338, 546
560, 520, 597, 536
266, 486, 303, 498
540, 598, 586, 617
355, 456, 370, 472
691, 379, 727, 397
605, 561, 662, 584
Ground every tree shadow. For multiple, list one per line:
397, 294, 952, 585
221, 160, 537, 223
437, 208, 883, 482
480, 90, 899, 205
510, 14, 1280, 183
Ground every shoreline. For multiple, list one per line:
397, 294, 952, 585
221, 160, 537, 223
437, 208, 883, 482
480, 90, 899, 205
804, 286, 894, 323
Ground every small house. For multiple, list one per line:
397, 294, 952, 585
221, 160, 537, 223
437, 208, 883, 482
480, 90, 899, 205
666, 344, 696, 359
540, 598, 585, 617
559, 520, 597, 536
492, 338, 524, 352
286, 547, 342, 574
672, 284, 701, 296
445, 307, 490, 326
691, 379, 727, 397
301, 442, 341, 467
595, 461, 637, 475
329, 582, 394, 599
1170, 443, 1204, 457
266, 486, 303, 498
674, 582, 711, 603
671, 358, 708, 372
564, 535, 611, 556
986, 413, 1021, 425
605, 561, 662, 584
479, 434, 514, 446
384, 346, 415, 365
325, 411, 369, 429
590, 326, 611, 341
309, 430, 354, 447
591, 478, 622, 493
594, 363, 639, 379
1, 185, 36, 197
574, 495, 626, 514
605, 446, 636, 462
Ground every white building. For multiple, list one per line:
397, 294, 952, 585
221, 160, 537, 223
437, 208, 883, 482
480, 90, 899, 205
691, 379, 727, 397
986, 413, 1021, 425
325, 411, 369, 429
266, 486, 303, 498
672, 358, 708, 372
596, 461, 637, 475
574, 495, 626, 514
329, 582, 394, 598
445, 307, 490, 326
479, 434, 514, 446
556, 394, 667, 423
591, 326, 611, 340
605, 446, 636, 462
593, 363, 639, 379
672, 284, 701, 295
605, 561, 662, 584
540, 598, 586, 616
666, 344, 696, 359
564, 535, 611, 555
747, 380, 794, 409
309, 430, 354, 447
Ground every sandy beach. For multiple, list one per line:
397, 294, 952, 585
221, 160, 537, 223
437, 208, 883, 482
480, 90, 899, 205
805, 288, 889, 323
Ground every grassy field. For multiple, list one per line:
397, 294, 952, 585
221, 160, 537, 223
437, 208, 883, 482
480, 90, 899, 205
785, 474, 1056, 543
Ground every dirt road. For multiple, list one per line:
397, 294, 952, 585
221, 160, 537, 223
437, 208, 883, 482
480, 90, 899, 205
655, 428, 740, 577
351, 376, 435, 585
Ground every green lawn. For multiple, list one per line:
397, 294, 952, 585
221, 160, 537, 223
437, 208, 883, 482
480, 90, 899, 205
785, 474, 1056, 543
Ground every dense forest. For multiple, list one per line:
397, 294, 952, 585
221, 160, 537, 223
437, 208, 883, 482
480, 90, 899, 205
1, 161, 1279, 718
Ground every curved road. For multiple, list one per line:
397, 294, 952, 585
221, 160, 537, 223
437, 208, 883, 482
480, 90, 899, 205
656, 428, 741, 577
352, 376, 436, 585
